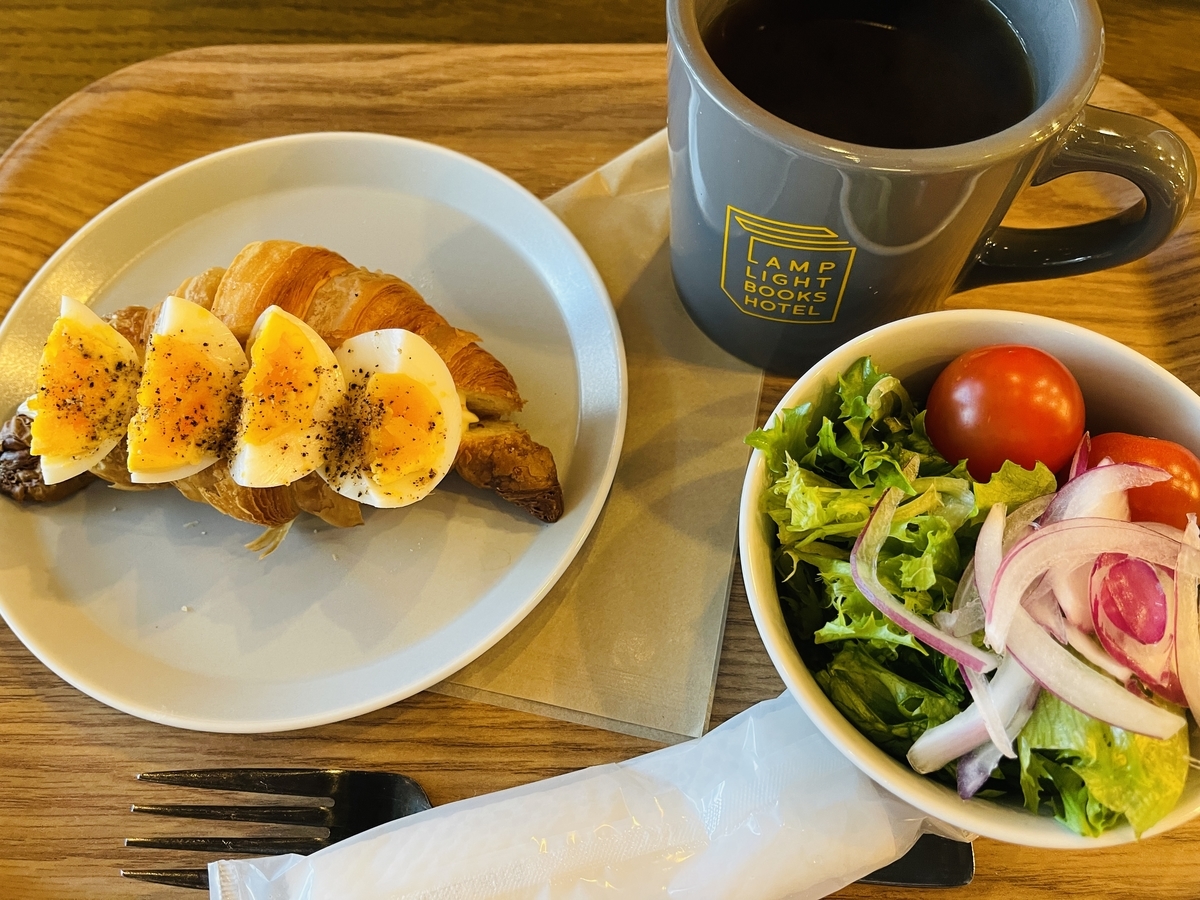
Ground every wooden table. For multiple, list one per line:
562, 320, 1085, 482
1, 5, 1199, 899
1, 0, 1198, 153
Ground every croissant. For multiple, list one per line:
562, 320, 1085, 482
193, 243, 525, 419
7, 240, 565, 545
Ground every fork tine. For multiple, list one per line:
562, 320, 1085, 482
131, 802, 332, 827
125, 768, 430, 888
137, 768, 339, 797
125, 835, 328, 854
121, 868, 209, 890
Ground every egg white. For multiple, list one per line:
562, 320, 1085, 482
321, 329, 463, 508
229, 305, 345, 488
127, 296, 248, 484
30, 296, 142, 485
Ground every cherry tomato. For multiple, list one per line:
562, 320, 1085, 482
1088, 432, 1200, 529
924, 344, 1085, 481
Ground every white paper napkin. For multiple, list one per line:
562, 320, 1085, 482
210, 692, 966, 900
435, 129, 765, 742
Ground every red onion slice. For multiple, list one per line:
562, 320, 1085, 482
1006, 605, 1185, 739
850, 487, 1000, 673
1174, 517, 1200, 712
1025, 581, 1067, 644
945, 496, 1051, 619
961, 663, 1015, 758
1141, 521, 1190, 541
1066, 432, 1092, 481
986, 517, 1190, 653
1039, 462, 1169, 526
1046, 561, 1094, 632
973, 495, 1060, 633
1065, 622, 1133, 683
907, 656, 1036, 774
957, 679, 1042, 799
974, 502, 1006, 613
948, 497, 1052, 634
1004, 494, 1055, 547
935, 597, 986, 638
951, 558, 979, 612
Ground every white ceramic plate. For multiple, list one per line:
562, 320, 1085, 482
0, 132, 626, 732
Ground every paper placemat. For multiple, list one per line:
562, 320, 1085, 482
433, 131, 764, 742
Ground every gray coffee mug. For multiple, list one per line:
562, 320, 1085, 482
667, 0, 1196, 374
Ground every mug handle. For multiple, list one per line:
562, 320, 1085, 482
957, 105, 1196, 291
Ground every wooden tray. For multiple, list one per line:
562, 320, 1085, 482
0, 44, 1197, 899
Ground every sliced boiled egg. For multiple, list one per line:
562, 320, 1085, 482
28, 296, 141, 484
126, 296, 248, 484
322, 329, 463, 508
230, 305, 344, 488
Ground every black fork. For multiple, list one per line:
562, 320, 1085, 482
122, 768, 431, 890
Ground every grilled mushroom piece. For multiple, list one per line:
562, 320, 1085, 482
0, 413, 94, 503
454, 420, 564, 522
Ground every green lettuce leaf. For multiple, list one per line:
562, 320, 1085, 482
1019, 749, 1123, 837
746, 400, 822, 481
899, 411, 959, 477
1017, 693, 1190, 837
816, 643, 963, 759
973, 459, 1058, 521
786, 545, 922, 654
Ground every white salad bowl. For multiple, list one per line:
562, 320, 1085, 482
740, 308, 1200, 847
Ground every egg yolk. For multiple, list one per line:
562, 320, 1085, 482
240, 314, 324, 445
127, 332, 238, 471
29, 317, 139, 459
363, 373, 445, 486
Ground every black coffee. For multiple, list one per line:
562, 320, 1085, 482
703, 0, 1036, 149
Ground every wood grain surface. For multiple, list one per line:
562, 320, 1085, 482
0, 27, 1197, 900
0, 0, 1195, 154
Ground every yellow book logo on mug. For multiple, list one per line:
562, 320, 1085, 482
720, 208, 856, 324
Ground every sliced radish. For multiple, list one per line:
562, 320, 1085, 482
1090, 554, 1182, 704
1093, 554, 1169, 644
